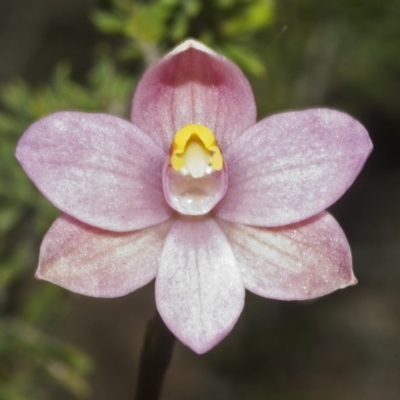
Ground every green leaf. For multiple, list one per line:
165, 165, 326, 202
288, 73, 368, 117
0, 247, 28, 288
124, 5, 169, 43
91, 10, 125, 33
1, 81, 32, 115
0, 319, 92, 399
0, 205, 21, 234
222, 43, 266, 77
220, 0, 275, 37
170, 12, 189, 41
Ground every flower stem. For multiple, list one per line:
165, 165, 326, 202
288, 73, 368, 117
134, 309, 175, 400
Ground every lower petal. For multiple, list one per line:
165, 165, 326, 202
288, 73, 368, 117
218, 212, 355, 301
37, 214, 173, 298
155, 217, 244, 353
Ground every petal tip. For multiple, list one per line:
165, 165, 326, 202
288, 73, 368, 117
184, 338, 214, 355
34, 269, 43, 281
366, 135, 374, 156
34, 266, 51, 284
167, 39, 216, 58
187, 333, 227, 354
343, 274, 358, 288
162, 315, 237, 354
156, 291, 243, 354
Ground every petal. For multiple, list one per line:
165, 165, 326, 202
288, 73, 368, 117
217, 108, 373, 226
131, 39, 256, 152
218, 212, 355, 301
37, 214, 173, 297
155, 217, 244, 353
16, 112, 172, 231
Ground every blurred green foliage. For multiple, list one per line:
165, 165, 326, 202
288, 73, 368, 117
0, 52, 133, 398
0, 318, 91, 400
252, 0, 400, 116
92, 0, 275, 75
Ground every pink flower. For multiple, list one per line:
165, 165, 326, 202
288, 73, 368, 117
16, 40, 372, 353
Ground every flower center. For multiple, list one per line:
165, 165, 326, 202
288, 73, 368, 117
170, 124, 223, 178
162, 124, 228, 216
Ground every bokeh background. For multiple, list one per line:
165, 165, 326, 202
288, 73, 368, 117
1, 0, 399, 399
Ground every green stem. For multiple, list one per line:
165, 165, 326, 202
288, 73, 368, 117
134, 310, 175, 400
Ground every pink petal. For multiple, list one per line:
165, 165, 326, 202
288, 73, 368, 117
218, 212, 356, 301
217, 108, 372, 226
16, 112, 172, 231
37, 214, 173, 297
155, 217, 244, 353
131, 39, 256, 152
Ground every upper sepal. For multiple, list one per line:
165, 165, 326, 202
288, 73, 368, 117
131, 39, 257, 152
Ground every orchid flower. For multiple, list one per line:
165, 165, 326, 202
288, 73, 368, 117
16, 40, 372, 354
